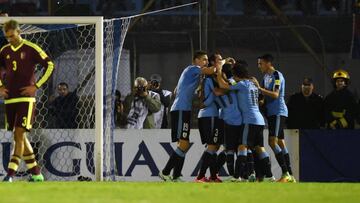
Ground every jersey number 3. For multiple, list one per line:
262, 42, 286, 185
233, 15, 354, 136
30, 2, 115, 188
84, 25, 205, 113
22, 117, 27, 127
12, 60, 17, 71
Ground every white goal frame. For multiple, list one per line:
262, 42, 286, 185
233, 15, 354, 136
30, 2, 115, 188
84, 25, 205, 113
0, 17, 104, 181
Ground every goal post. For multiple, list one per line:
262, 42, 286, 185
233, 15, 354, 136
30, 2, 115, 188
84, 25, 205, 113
0, 17, 106, 181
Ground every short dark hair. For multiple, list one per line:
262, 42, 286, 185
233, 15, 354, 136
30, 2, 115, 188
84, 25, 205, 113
3, 19, 20, 33
208, 52, 221, 66
58, 82, 69, 88
258, 54, 274, 64
232, 60, 249, 79
193, 50, 207, 61
222, 63, 233, 79
302, 77, 313, 85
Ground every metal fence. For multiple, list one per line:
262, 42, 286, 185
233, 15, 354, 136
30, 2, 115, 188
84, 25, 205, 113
118, 0, 360, 128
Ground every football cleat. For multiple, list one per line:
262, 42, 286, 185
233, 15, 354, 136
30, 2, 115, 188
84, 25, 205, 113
263, 176, 276, 182
28, 174, 44, 182
159, 171, 172, 182
248, 173, 257, 182
277, 172, 291, 183
208, 176, 222, 183
288, 175, 297, 183
171, 176, 185, 182
239, 178, 248, 182
223, 177, 241, 182
2, 175, 13, 182
194, 176, 209, 183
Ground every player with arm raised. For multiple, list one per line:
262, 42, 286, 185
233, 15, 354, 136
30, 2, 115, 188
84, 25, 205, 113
212, 60, 243, 182
195, 53, 225, 182
159, 50, 216, 182
0, 19, 55, 182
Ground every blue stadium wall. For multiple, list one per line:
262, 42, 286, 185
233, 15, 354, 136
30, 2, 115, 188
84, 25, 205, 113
300, 130, 360, 182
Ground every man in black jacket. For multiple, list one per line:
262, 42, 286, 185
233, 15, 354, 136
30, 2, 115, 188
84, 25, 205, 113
49, 82, 79, 129
286, 77, 324, 129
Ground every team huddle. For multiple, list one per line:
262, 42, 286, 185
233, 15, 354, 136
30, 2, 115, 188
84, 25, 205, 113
159, 51, 296, 183
0, 18, 294, 183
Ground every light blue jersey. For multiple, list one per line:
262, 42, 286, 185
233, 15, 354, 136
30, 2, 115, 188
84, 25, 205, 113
262, 70, 288, 117
198, 77, 219, 118
230, 80, 265, 125
171, 65, 202, 111
218, 91, 242, 126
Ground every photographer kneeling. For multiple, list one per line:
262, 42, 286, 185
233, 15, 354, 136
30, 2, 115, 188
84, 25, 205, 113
123, 77, 161, 129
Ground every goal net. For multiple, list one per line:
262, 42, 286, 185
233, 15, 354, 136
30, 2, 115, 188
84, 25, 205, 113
0, 1, 198, 181
0, 17, 130, 181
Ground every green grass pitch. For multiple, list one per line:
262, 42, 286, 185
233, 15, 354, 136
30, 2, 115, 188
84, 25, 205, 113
0, 182, 359, 203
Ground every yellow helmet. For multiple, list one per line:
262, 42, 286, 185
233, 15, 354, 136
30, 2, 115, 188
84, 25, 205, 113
332, 69, 350, 80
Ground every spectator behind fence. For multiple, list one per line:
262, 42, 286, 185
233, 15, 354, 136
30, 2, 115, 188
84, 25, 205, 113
286, 77, 324, 129
49, 82, 79, 129
324, 69, 358, 129
123, 77, 161, 129
149, 74, 172, 129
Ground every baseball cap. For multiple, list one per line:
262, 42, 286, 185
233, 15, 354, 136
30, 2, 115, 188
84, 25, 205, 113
150, 74, 162, 83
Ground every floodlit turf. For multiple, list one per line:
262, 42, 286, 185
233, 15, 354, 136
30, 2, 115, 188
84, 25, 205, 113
0, 182, 359, 203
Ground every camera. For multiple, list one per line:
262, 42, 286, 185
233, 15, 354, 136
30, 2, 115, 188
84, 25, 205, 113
136, 86, 146, 92
150, 80, 160, 89
135, 86, 147, 96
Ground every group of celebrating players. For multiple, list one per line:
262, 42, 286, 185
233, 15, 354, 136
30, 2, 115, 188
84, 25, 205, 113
0, 18, 296, 183
159, 51, 296, 183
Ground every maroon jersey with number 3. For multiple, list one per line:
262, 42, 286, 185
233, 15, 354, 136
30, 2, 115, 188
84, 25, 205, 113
0, 39, 54, 99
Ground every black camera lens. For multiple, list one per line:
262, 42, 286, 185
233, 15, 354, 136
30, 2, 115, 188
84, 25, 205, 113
151, 80, 159, 88
136, 86, 146, 92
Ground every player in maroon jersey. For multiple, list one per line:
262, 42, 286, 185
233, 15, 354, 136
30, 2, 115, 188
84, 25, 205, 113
0, 19, 54, 182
